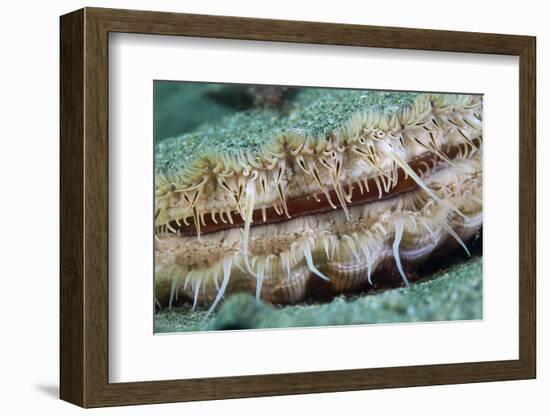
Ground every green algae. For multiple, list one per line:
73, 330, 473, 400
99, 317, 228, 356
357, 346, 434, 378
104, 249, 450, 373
155, 88, 419, 175
288, 88, 417, 137
154, 256, 482, 333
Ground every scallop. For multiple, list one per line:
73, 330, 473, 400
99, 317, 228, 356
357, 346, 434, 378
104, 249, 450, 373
154, 90, 483, 315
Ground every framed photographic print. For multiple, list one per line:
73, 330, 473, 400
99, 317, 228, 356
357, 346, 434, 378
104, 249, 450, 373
60, 7, 536, 408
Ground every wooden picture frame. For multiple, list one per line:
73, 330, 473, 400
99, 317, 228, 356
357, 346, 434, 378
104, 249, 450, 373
60, 7, 536, 408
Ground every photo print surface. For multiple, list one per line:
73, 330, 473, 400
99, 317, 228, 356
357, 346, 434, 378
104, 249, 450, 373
153, 81, 483, 333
